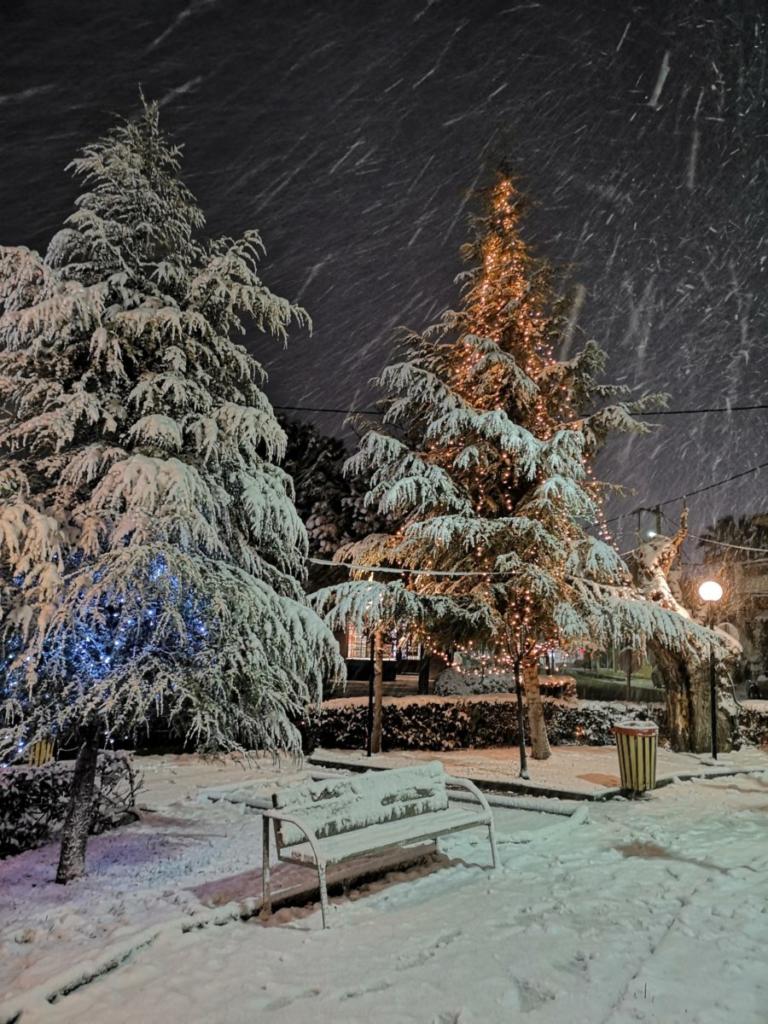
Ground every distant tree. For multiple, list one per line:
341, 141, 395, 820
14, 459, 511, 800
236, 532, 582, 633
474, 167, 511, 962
697, 513, 768, 677
0, 102, 342, 882
754, 621, 768, 679
280, 417, 385, 589
280, 419, 348, 557
699, 514, 768, 565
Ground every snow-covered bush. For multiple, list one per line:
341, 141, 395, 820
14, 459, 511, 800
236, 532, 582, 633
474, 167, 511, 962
307, 695, 665, 753
0, 753, 140, 858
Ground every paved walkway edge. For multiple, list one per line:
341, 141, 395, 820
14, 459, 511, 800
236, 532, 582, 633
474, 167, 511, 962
308, 753, 768, 802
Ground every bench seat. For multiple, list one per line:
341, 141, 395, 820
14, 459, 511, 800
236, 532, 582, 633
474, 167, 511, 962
286, 805, 490, 866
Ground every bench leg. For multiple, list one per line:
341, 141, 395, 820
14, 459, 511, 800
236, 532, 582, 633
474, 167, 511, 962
260, 815, 272, 920
488, 822, 499, 870
317, 861, 330, 929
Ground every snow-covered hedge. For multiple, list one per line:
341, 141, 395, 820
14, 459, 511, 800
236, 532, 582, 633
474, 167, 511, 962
305, 695, 665, 752
736, 704, 768, 748
435, 668, 577, 700
0, 754, 141, 858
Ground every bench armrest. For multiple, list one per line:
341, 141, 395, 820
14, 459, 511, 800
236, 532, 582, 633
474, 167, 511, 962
443, 775, 493, 819
262, 808, 326, 867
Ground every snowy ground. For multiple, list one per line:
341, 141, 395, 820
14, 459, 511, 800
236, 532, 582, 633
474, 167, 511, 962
2, 754, 768, 1023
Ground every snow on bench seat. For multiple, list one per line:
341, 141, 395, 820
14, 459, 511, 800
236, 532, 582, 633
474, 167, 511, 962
260, 761, 498, 928
272, 761, 451, 846
287, 806, 490, 865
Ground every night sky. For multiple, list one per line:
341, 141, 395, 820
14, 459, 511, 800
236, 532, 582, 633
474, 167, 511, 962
1, 0, 766, 552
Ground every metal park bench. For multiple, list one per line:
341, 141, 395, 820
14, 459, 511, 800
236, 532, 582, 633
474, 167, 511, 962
260, 761, 498, 928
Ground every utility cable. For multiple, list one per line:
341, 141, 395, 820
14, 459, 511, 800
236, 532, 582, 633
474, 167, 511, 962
605, 460, 768, 525
276, 401, 768, 418
688, 534, 768, 555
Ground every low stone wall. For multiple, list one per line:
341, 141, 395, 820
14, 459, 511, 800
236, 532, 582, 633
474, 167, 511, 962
304, 694, 666, 753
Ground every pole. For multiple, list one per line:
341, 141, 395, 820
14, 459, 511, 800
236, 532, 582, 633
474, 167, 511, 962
708, 605, 718, 760
709, 643, 718, 760
372, 627, 384, 753
366, 634, 375, 757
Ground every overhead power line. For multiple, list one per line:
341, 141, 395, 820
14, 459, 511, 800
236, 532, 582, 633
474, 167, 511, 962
276, 405, 381, 416
276, 402, 766, 529
606, 459, 768, 525
275, 401, 768, 418
689, 534, 768, 555
641, 403, 768, 416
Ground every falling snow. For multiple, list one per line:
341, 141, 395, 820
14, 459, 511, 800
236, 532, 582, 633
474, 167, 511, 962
1, 3, 765, 559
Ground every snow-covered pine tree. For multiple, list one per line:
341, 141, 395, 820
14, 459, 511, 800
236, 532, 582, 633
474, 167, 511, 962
314, 176, 714, 770
0, 102, 343, 881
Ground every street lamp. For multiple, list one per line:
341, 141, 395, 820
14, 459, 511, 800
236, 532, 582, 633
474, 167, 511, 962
698, 579, 723, 760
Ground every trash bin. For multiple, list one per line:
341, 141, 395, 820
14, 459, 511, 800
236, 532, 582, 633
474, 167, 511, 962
613, 721, 658, 794
27, 738, 55, 767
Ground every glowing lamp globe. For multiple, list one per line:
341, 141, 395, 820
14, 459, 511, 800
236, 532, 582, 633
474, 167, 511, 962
698, 580, 723, 603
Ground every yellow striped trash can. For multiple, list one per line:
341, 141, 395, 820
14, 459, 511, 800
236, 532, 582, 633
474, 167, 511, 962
613, 721, 658, 794
27, 738, 55, 767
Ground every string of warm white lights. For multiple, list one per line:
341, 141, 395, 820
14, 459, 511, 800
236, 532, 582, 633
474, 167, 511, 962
275, 401, 768, 418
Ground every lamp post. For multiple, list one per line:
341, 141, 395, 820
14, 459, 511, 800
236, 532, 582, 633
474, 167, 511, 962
366, 632, 375, 758
698, 579, 723, 760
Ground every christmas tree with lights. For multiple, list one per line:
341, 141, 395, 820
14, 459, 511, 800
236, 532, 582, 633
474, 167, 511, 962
0, 102, 342, 880
315, 176, 707, 770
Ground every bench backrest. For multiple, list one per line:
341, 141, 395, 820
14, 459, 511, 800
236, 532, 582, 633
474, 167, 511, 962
272, 762, 448, 848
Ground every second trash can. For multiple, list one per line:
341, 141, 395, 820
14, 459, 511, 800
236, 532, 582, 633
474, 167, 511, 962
613, 721, 658, 794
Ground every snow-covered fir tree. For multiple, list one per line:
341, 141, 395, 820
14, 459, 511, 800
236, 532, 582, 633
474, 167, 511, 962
0, 102, 343, 880
314, 176, 714, 770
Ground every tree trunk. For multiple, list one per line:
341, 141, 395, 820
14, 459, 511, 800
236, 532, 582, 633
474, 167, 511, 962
371, 628, 384, 754
513, 659, 529, 779
56, 727, 99, 884
522, 657, 551, 760
650, 641, 738, 754
417, 649, 431, 694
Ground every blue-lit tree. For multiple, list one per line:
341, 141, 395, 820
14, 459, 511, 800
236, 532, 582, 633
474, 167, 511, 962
0, 102, 343, 881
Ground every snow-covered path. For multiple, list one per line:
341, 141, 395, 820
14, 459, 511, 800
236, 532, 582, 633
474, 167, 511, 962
5, 764, 767, 1024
